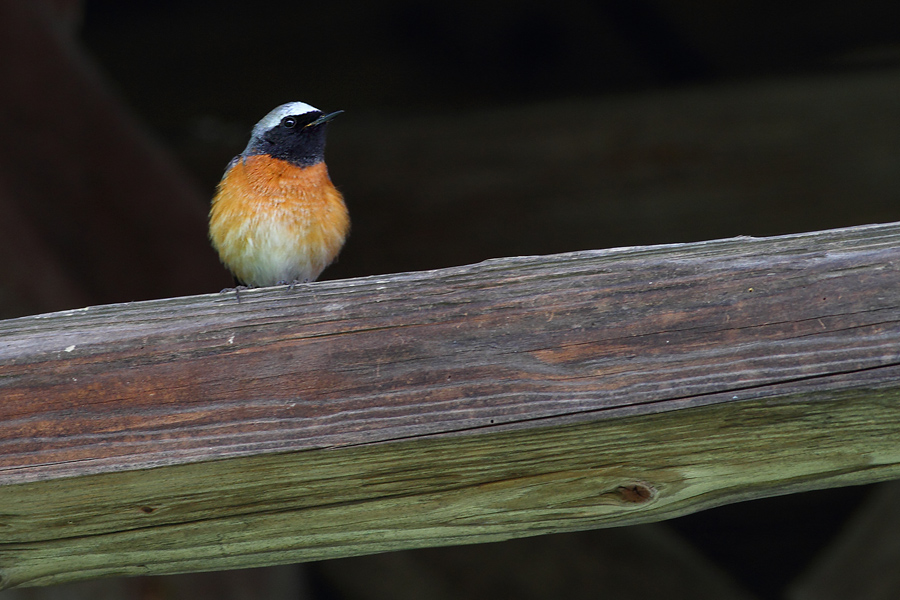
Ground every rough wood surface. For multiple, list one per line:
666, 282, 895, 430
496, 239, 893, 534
2, 222, 900, 588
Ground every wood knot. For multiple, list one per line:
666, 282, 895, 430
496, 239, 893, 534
139, 506, 156, 514
615, 483, 655, 503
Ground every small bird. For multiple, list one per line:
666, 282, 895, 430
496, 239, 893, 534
209, 101, 349, 287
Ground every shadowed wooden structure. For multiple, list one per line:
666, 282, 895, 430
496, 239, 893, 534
1, 221, 899, 589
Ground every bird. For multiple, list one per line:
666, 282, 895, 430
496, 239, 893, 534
209, 101, 350, 288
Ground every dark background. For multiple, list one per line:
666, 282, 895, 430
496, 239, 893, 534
2, 0, 899, 598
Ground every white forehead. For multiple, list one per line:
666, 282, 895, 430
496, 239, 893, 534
251, 101, 320, 138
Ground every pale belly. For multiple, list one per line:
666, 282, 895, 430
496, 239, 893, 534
213, 209, 340, 286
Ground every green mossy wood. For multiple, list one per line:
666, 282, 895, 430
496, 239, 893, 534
2, 222, 900, 588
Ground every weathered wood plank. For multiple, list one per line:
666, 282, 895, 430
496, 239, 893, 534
1, 221, 900, 588
1, 390, 898, 589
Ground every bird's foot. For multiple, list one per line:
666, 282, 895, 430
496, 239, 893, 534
219, 285, 250, 302
286, 278, 312, 290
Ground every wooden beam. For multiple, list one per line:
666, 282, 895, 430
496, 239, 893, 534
2, 221, 900, 588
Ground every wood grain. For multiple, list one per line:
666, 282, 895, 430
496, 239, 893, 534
1, 221, 900, 587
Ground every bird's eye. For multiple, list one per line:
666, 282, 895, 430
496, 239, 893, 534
282, 117, 297, 128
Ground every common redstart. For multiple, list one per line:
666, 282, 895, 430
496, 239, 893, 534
209, 101, 349, 287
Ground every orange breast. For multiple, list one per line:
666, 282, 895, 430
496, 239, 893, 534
209, 155, 349, 286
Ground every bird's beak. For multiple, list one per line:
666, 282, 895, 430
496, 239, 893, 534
308, 110, 344, 127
